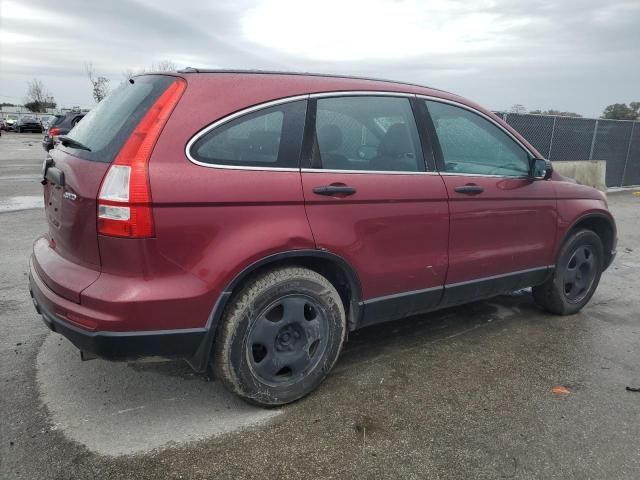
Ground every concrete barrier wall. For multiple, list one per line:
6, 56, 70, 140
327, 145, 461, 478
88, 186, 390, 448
552, 160, 607, 192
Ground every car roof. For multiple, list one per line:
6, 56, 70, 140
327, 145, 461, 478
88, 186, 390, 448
175, 68, 455, 96
166, 68, 494, 113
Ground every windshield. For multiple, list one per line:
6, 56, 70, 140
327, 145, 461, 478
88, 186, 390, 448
64, 75, 175, 162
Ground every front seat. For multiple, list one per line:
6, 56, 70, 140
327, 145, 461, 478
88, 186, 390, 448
317, 124, 348, 169
370, 123, 417, 171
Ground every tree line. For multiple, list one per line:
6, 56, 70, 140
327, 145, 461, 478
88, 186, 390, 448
509, 103, 639, 120
19, 60, 177, 113
16, 67, 638, 121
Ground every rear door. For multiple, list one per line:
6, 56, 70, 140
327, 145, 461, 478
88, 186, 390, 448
300, 94, 449, 325
422, 98, 557, 304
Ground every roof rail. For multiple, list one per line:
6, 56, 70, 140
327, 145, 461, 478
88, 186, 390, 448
175, 68, 453, 95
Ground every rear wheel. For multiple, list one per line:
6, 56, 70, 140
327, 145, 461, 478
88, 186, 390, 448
213, 266, 346, 406
533, 229, 603, 315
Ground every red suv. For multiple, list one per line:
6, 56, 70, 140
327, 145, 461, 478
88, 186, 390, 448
29, 71, 616, 406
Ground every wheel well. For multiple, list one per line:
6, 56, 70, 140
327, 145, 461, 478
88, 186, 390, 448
568, 215, 615, 266
227, 253, 361, 331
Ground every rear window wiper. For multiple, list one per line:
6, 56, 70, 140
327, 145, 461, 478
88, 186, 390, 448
58, 135, 92, 152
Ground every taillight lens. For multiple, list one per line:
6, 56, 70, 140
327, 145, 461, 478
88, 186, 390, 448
97, 78, 186, 238
49, 127, 60, 137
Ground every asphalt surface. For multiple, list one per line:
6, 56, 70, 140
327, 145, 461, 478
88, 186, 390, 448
1, 131, 639, 479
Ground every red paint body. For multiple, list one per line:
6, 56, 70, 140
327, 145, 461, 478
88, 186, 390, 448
30, 72, 616, 340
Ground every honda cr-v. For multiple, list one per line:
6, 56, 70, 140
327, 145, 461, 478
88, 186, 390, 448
30, 70, 617, 406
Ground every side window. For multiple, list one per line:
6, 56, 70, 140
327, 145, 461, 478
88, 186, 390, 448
190, 100, 306, 168
426, 100, 530, 177
312, 96, 425, 172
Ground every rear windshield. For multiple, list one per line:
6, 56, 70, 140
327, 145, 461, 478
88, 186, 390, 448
63, 75, 175, 163
51, 115, 66, 126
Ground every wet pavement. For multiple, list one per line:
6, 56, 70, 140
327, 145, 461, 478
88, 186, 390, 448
1, 132, 639, 479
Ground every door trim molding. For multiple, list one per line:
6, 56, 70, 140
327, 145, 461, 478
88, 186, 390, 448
361, 285, 443, 305
357, 265, 554, 329
301, 168, 440, 176
445, 265, 554, 289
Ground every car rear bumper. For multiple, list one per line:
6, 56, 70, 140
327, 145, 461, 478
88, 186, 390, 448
29, 259, 207, 362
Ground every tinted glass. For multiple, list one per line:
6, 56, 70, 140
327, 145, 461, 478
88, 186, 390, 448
426, 100, 530, 176
312, 96, 424, 172
50, 115, 65, 127
65, 75, 175, 163
191, 100, 307, 168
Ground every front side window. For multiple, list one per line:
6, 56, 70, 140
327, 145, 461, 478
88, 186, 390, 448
312, 96, 425, 172
190, 100, 306, 168
426, 100, 530, 177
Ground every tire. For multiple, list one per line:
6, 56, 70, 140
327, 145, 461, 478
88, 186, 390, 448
213, 266, 346, 406
533, 229, 604, 315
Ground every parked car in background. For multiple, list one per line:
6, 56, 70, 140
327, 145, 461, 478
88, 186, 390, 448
29, 71, 617, 407
42, 113, 84, 151
4, 116, 18, 131
15, 116, 43, 133
40, 115, 58, 130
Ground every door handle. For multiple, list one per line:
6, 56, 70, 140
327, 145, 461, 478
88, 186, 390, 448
313, 185, 357, 196
454, 184, 484, 195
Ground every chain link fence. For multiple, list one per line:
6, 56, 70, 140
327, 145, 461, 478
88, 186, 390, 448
496, 112, 638, 187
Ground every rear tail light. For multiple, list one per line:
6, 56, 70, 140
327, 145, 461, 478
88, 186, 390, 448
49, 127, 60, 137
97, 78, 186, 238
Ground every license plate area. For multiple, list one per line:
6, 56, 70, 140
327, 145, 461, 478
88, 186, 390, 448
46, 184, 63, 229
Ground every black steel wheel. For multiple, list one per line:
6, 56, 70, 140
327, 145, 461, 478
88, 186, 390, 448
533, 229, 604, 315
247, 295, 330, 386
563, 245, 597, 303
213, 266, 346, 406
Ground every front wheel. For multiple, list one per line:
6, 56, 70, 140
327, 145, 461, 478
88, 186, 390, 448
212, 266, 346, 406
533, 229, 604, 315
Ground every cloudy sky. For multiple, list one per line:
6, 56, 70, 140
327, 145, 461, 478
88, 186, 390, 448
1, 0, 638, 117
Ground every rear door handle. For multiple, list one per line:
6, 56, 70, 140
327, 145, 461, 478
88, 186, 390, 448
454, 184, 484, 195
313, 185, 357, 196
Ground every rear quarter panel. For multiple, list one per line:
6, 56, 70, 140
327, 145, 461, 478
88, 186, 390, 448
148, 77, 315, 320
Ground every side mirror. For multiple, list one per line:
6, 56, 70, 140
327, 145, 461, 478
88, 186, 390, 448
531, 158, 553, 180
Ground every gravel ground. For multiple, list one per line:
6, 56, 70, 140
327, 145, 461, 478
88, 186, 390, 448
1, 132, 639, 479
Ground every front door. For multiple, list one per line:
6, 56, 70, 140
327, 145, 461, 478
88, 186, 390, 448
300, 94, 449, 325
423, 99, 557, 305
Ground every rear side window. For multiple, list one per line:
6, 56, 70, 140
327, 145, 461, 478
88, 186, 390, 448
311, 96, 425, 172
64, 75, 176, 163
190, 100, 307, 169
